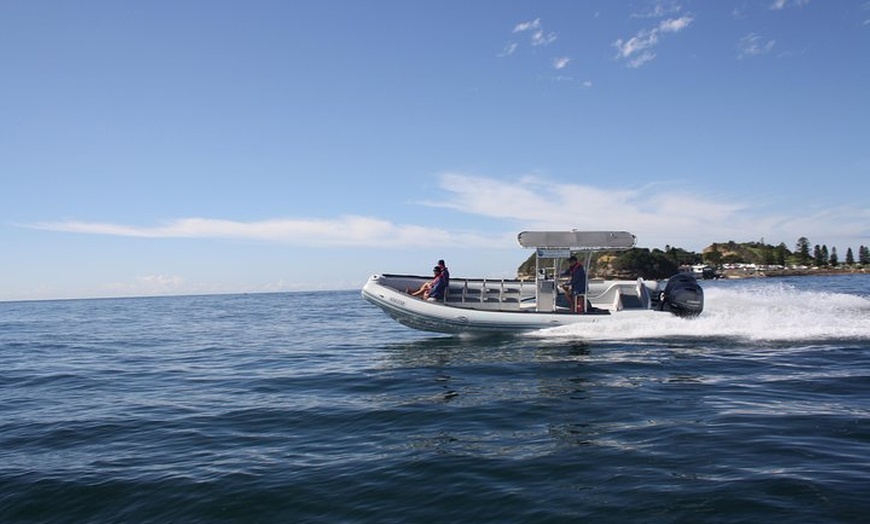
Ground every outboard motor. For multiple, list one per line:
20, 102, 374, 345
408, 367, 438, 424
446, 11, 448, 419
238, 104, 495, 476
659, 273, 704, 318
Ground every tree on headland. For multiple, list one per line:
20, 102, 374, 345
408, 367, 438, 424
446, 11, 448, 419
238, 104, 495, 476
813, 244, 830, 267
830, 247, 838, 267
795, 237, 811, 265
760, 243, 776, 265
775, 243, 789, 266
846, 248, 855, 266
860, 246, 870, 265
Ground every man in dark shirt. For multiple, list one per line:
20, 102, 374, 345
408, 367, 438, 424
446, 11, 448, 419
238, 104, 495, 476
436, 259, 450, 288
561, 255, 586, 313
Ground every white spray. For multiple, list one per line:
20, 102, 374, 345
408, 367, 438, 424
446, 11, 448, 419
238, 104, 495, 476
531, 281, 870, 342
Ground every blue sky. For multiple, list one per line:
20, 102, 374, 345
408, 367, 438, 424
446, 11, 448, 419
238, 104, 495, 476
2, 0, 868, 301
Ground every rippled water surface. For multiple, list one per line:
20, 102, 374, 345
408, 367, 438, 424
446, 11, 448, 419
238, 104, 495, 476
1, 275, 869, 522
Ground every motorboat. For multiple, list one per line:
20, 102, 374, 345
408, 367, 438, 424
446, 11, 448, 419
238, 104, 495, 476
361, 231, 703, 334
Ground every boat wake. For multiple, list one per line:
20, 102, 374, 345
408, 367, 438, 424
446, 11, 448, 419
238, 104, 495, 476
531, 282, 870, 342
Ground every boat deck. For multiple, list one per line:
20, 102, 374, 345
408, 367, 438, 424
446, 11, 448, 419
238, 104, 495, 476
377, 274, 658, 313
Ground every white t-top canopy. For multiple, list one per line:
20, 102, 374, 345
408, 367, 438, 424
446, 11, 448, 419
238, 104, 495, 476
517, 231, 637, 251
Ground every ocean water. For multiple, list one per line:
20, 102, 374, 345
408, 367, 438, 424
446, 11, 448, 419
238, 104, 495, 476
1, 275, 869, 523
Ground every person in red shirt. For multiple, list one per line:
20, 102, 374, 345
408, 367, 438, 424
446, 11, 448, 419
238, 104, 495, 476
408, 266, 443, 299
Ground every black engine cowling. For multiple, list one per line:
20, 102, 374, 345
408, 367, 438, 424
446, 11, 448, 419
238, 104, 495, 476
659, 273, 704, 318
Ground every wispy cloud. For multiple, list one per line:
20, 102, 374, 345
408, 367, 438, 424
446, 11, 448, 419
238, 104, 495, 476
613, 30, 658, 68
498, 42, 518, 57
532, 31, 557, 47
552, 56, 571, 69
513, 19, 541, 33
27, 173, 868, 253
123, 275, 185, 294
659, 16, 693, 32
504, 17, 570, 71
26, 216, 498, 249
614, 14, 694, 68
420, 173, 868, 250
423, 173, 744, 239
738, 33, 776, 58
770, 0, 810, 10
513, 18, 557, 46
631, 0, 684, 19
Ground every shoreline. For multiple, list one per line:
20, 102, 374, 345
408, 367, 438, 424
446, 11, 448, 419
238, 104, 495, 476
718, 267, 868, 279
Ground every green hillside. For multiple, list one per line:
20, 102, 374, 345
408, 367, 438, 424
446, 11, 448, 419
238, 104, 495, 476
517, 239, 869, 280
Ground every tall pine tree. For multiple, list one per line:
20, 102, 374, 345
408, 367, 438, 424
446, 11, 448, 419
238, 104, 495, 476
796, 237, 811, 265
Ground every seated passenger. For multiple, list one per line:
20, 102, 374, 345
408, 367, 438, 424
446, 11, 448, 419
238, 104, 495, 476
425, 268, 447, 302
407, 266, 442, 298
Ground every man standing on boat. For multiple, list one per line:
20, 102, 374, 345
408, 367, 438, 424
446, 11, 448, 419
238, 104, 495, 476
561, 255, 586, 313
